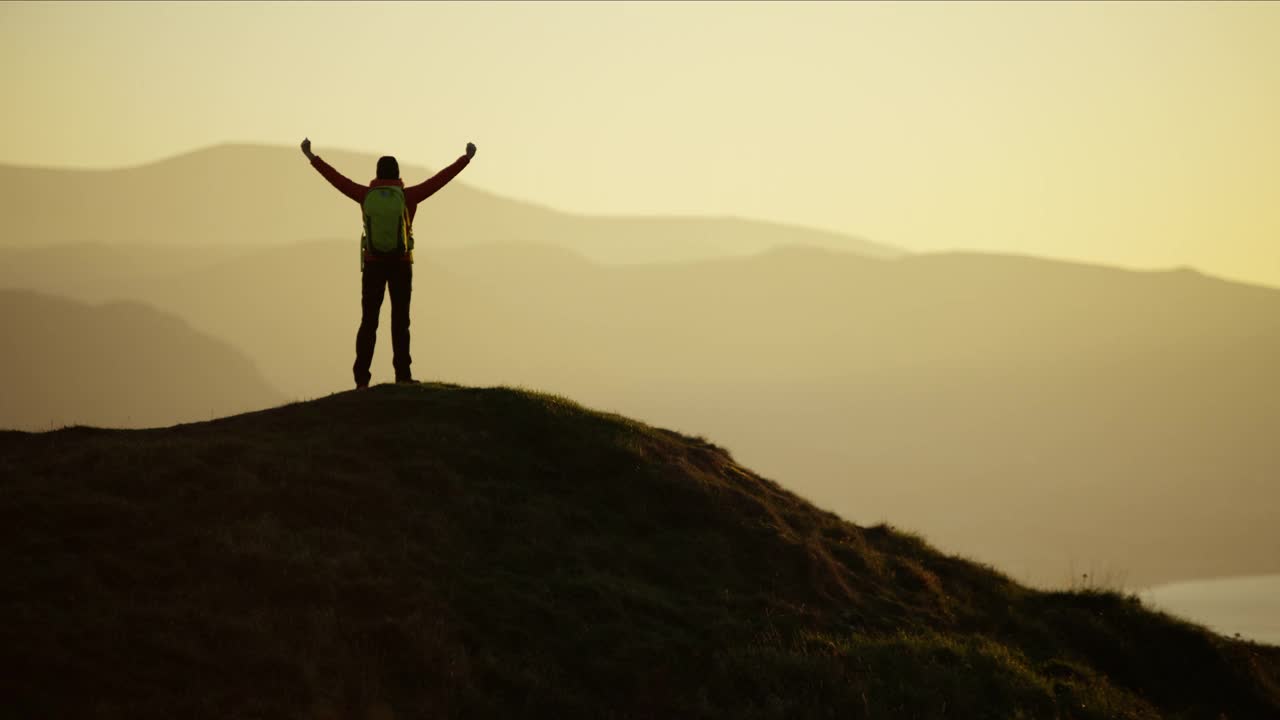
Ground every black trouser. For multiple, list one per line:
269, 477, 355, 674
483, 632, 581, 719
354, 260, 412, 385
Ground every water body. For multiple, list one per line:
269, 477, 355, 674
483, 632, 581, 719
1140, 574, 1280, 646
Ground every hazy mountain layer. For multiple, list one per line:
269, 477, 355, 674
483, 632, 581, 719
0, 144, 900, 264
0, 290, 283, 430
3, 384, 1276, 718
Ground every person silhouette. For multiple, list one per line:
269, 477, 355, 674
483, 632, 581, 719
301, 138, 476, 388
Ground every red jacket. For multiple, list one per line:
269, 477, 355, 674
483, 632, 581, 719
310, 153, 471, 257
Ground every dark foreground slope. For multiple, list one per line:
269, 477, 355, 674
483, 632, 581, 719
2, 384, 1277, 719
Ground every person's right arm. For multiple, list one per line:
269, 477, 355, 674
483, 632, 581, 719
301, 137, 365, 203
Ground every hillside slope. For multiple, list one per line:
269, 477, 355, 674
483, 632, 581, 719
2, 384, 1277, 719
0, 290, 284, 430
0, 144, 900, 263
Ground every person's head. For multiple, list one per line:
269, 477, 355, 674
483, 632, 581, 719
376, 155, 400, 180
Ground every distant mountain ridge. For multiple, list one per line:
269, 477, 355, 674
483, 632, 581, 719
0, 143, 901, 264
0, 290, 284, 430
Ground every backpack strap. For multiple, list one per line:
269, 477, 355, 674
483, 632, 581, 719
402, 202, 414, 258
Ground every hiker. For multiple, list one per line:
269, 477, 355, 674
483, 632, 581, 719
301, 138, 476, 389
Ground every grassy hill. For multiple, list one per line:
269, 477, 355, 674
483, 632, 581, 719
0, 290, 284, 430
2, 383, 1277, 718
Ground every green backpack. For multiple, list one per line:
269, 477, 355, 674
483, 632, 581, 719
361, 186, 413, 257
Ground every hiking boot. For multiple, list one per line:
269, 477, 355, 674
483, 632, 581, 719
356, 381, 370, 390
395, 376, 416, 385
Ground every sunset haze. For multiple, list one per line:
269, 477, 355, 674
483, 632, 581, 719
2, 0, 1278, 285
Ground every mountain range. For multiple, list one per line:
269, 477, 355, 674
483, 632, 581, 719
0, 144, 900, 264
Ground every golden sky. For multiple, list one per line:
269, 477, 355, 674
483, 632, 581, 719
2, 1, 1278, 286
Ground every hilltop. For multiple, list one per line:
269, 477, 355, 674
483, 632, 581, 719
2, 384, 1277, 719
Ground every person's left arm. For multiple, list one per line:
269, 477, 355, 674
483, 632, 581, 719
404, 142, 476, 205
301, 138, 366, 203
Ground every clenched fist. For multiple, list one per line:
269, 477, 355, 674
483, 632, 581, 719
466, 142, 477, 159
301, 137, 314, 160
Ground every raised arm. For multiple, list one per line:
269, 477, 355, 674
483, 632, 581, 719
301, 137, 366, 203
404, 142, 476, 205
